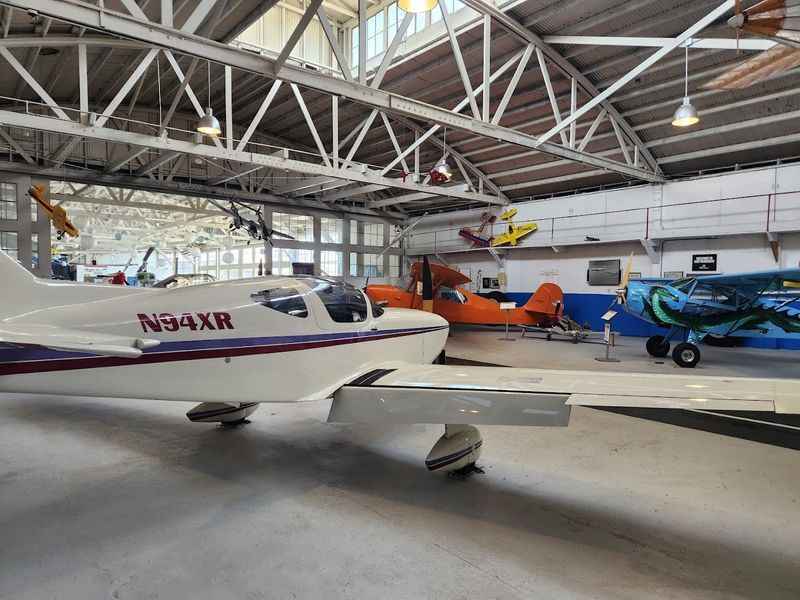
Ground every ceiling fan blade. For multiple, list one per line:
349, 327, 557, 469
704, 44, 800, 89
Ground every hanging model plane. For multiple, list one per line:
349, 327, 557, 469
1, 250, 798, 475
490, 208, 538, 247
366, 260, 565, 327
611, 256, 800, 368
29, 185, 79, 240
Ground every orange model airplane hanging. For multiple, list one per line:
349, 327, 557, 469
365, 260, 564, 327
29, 185, 79, 240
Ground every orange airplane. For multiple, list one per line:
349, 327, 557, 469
366, 261, 564, 326
29, 185, 79, 240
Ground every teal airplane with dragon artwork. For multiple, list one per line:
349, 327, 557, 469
611, 258, 800, 368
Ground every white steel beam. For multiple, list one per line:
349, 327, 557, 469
290, 83, 332, 168
275, 0, 325, 74
491, 44, 532, 126
0, 46, 69, 120
236, 79, 282, 151
535, 47, 569, 147
317, 4, 352, 81
13, 0, 663, 183
577, 108, 606, 152
0, 111, 503, 205
535, 1, 735, 147
482, 14, 490, 122
440, 0, 480, 120
542, 35, 775, 50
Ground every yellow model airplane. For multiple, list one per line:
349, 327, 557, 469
491, 207, 537, 247
29, 185, 79, 240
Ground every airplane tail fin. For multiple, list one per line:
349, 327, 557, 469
0, 249, 39, 317
524, 283, 564, 324
0, 250, 146, 320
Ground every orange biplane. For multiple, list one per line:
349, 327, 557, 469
366, 261, 564, 326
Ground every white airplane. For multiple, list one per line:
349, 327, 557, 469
0, 251, 797, 474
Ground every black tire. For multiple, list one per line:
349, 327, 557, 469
645, 335, 670, 358
672, 342, 701, 368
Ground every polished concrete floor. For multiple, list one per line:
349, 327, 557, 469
1, 331, 799, 599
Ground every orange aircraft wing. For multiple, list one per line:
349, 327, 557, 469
410, 261, 471, 288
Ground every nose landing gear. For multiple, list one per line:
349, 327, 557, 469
672, 342, 701, 368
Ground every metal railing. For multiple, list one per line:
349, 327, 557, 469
406, 189, 800, 253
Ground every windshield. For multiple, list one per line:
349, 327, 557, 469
301, 278, 370, 323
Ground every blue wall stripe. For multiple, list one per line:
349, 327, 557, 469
503, 291, 800, 350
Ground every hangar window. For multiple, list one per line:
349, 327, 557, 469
306, 279, 369, 323
364, 253, 383, 276
0, 231, 17, 259
321, 250, 343, 277
0, 183, 16, 220
321, 218, 343, 243
250, 287, 308, 318
273, 212, 313, 242
363, 222, 383, 246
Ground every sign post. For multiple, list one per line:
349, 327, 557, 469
498, 302, 517, 341
595, 310, 620, 363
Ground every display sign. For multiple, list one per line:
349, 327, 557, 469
499, 302, 517, 310
692, 254, 717, 272
664, 271, 684, 280
482, 277, 500, 289
587, 259, 621, 286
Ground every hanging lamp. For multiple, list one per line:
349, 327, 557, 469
196, 60, 221, 136
672, 46, 700, 127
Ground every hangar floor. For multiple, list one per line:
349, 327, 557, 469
1, 331, 798, 599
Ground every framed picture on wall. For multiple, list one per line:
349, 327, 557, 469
664, 271, 683, 280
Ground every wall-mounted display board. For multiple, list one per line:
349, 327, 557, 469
692, 254, 718, 272
587, 259, 621, 286
664, 271, 684, 280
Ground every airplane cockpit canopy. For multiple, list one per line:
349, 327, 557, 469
299, 277, 382, 322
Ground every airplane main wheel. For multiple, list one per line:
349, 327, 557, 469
672, 343, 701, 368
645, 335, 670, 358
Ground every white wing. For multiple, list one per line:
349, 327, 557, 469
329, 364, 797, 425
0, 323, 160, 358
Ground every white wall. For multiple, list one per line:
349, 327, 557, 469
408, 163, 800, 254
408, 163, 800, 296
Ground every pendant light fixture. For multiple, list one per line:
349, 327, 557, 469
398, 0, 438, 14
196, 60, 221, 137
672, 45, 700, 128
430, 127, 453, 184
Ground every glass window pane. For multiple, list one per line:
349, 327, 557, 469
307, 279, 369, 323
272, 247, 314, 275
320, 217, 343, 243
363, 222, 383, 246
31, 232, 38, 269
0, 182, 17, 221
363, 253, 383, 276
273, 212, 314, 242
350, 220, 359, 245
250, 287, 308, 318
320, 250, 343, 277
389, 254, 400, 277
349, 252, 358, 277
0, 231, 18, 259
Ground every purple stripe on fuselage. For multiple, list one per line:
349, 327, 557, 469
0, 325, 447, 375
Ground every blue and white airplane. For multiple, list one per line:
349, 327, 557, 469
614, 257, 800, 368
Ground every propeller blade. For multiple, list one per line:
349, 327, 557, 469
621, 252, 634, 290
704, 45, 800, 89
421, 256, 434, 312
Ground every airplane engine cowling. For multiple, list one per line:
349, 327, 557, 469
425, 424, 482, 472
186, 402, 259, 423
